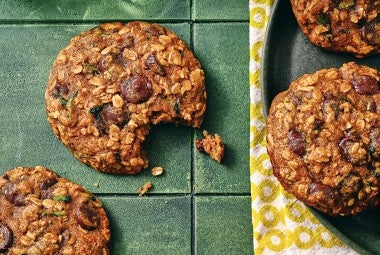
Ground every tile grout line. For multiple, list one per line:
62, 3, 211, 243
0, 19, 249, 25
189, 1, 196, 255
95, 192, 251, 197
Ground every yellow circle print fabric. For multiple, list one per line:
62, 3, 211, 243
249, 1, 358, 254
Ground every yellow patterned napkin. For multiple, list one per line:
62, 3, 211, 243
249, 1, 358, 254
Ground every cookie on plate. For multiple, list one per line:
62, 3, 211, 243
45, 21, 206, 174
290, 0, 380, 58
266, 62, 380, 216
0, 166, 110, 254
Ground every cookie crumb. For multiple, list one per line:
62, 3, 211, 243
151, 166, 164, 176
138, 181, 153, 196
195, 130, 225, 163
92, 182, 100, 188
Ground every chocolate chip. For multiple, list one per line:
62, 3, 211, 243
101, 104, 128, 127
75, 202, 100, 230
288, 128, 306, 156
90, 103, 129, 132
309, 182, 335, 196
338, 132, 368, 165
1, 173, 9, 180
308, 182, 337, 206
145, 54, 166, 76
40, 188, 54, 200
322, 95, 340, 116
93, 119, 107, 135
120, 75, 153, 104
314, 118, 325, 130
359, 22, 377, 45
145, 54, 156, 66
117, 36, 134, 49
40, 177, 58, 190
144, 24, 164, 36
113, 53, 127, 67
351, 75, 379, 95
339, 174, 361, 196
52, 84, 69, 98
3, 183, 25, 206
0, 223, 13, 252
288, 92, 302, 106
98, 54, 111, 73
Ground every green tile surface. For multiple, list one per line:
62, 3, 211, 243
0, 1, 251, 254
193, 23, 250, 194
193, 0, 249, 20
195, 196, 253, 255
102, 196, 192, 254
0, 0, 190, 21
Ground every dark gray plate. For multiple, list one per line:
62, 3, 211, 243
261, 0, 380, 254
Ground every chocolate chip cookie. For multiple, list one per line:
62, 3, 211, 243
45, 21, 207, 174
0, 166, 110, 254
290, 0, 380, 58
266, 62, 380, 216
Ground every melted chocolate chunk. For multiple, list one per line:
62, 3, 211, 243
338, 132, 368, 165
0, 223, 13, 252
40, 177, 58, 190
145, 53, 166, 76
120, 75, 153, 104
52, 84, 69, 98
351, 75, 379, 95
75, 202, 100, 230
90, 103, 129, 133
3, 183, 25, 206
288, 128, 306, 156
308, 182, 337, 206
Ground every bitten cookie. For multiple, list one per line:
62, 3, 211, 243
290, 0, 380, 58
266, 62, 380, 216
45, 21, 207, 174
0, 166, 110, 254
